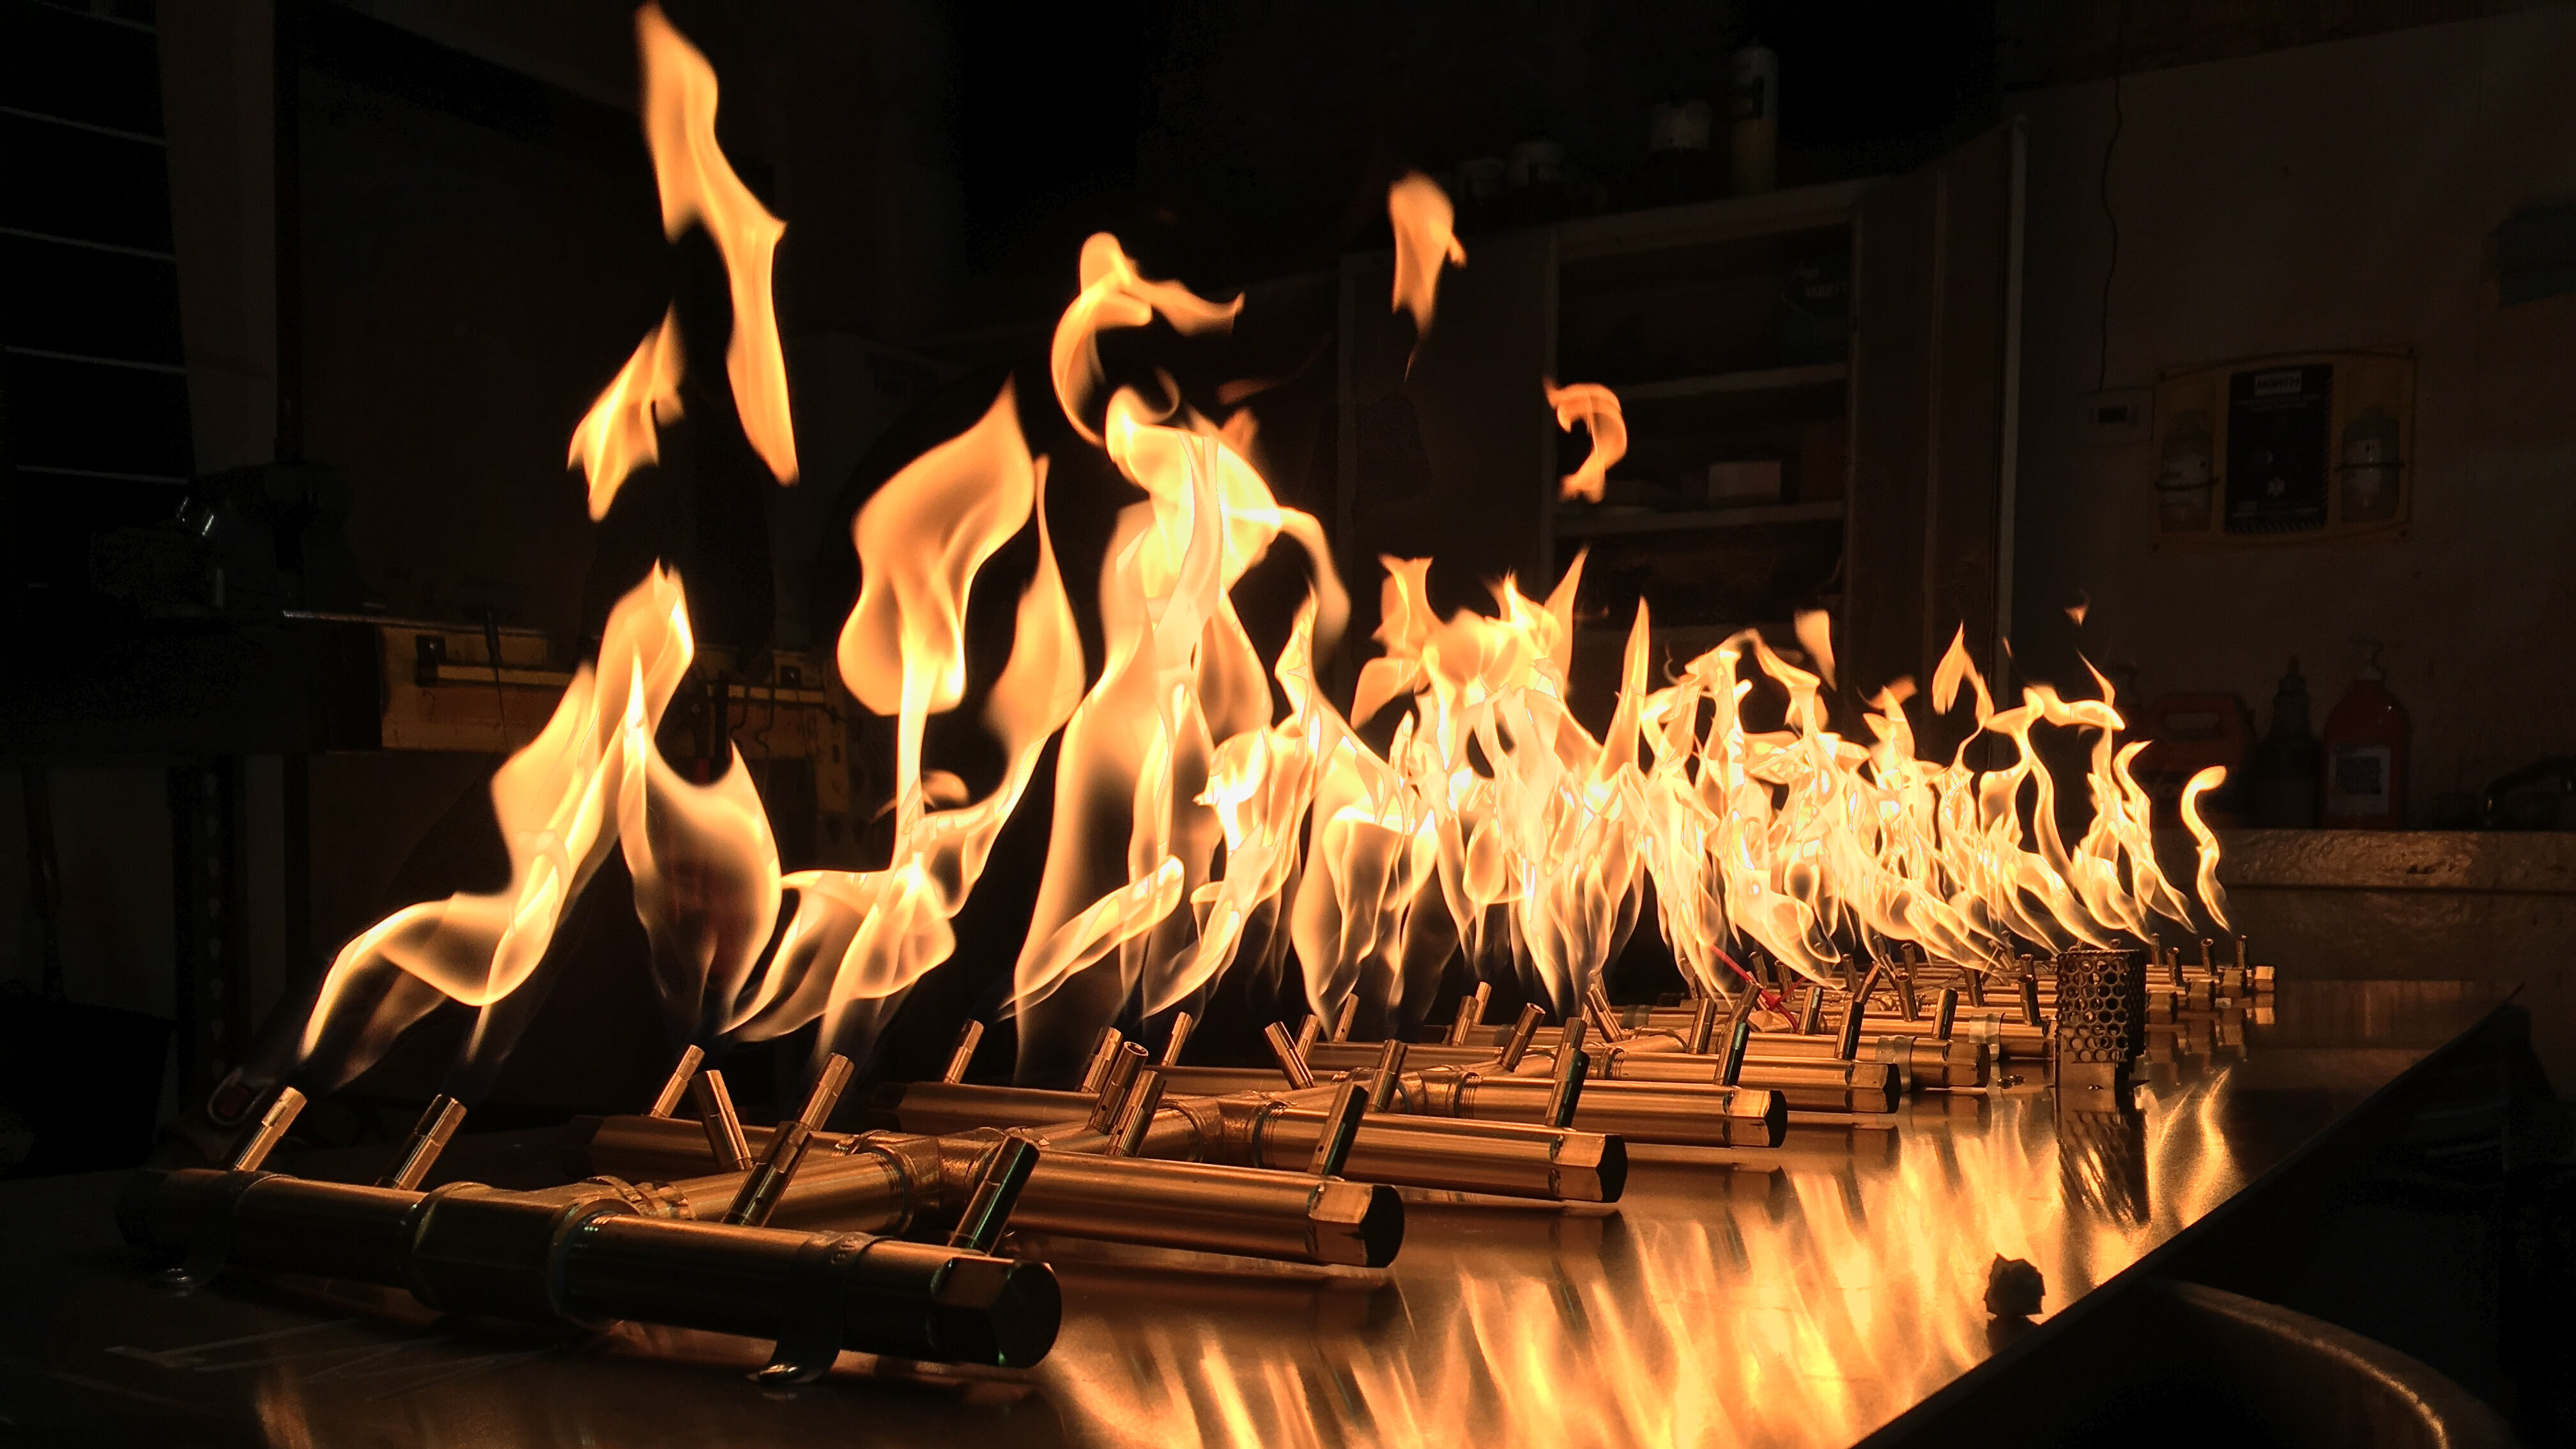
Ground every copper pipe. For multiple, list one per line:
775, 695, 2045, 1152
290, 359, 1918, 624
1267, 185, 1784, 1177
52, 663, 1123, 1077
571, 1116, 1406, 1268
1365, 1040, 1408, 1113
946, 1136, 1039, 1254
1798, 984, 1825, 1035
1328, 1023, 1995, 1087
1400, 1068, 1784, 1148
1259, 1105, 1621, 1202
1836, 982, 1869, 1062
229, 1087, 305, 1171
1307, 1081, 1368, 1175
1087, 1043, 1149, 1131
1544, 1019, 1589, 1128
689, 1070, 753, 1172
712, 1054, 851, 1223
1685, 997, 1720, 1055
1591, 1051, 1904, 1112
119, 1167, 1058, 1368
647, 1046, 704, 1118
1330, 997, 1358, 1043
801, 1054, 854, 1130
2018, 974, 2043, 1027
1719, 1017, 1752, 1087
1935, 988, 1959, 1043
1294, 1014, 1322, 1059
722, 1120, 813, 1227
1107, 1067, 1167, 1158
1445, 982, 1492, 1045
1497, 1004, 1545, 1071
940, 1140, 1400, 1267
1733, 1031, 1992, 1087
1158, 1064, 1347, 1094
1159, 1011, 1196, 1066
1963, 970, 1986, 1008
1584, 983, 1628, 1043
942, 1022, 985, 1085
1152, 1059, 1783, 1149
1077, 1028, 1123, 1092
376, 1095, 466, 1191
1264, 1022, 1317, 1088
843, 1087, 1624, 1203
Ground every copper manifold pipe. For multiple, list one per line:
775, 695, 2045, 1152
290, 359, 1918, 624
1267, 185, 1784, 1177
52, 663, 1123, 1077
1151, 1064, 1786, 1148
118, 1167, 1059, 1368
1443, 1022, 2005, 1081
567, 1116, 1402, 1268
1305, 1039, 1908, 1110
802, 1084, 1625, 1204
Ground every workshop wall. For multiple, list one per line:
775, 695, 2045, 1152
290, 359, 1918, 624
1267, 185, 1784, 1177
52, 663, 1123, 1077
2011, 10, 2576, 825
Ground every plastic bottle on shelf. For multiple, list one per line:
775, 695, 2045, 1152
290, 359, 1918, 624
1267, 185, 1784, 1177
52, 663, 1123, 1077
1728, 41, 1779, 195
2321, 644, 2409, 829
2250, 658, 2322, 828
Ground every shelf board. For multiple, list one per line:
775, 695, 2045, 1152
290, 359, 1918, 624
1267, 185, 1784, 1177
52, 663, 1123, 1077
1554, 178, 1878, 261
1552, 500, 1846, 538
1615, 362, 1846, 402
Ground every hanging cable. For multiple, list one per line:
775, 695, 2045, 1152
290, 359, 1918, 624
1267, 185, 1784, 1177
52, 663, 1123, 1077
2096, 1, 2128, 391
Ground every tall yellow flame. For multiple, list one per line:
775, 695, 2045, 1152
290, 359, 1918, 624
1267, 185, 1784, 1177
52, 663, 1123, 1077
310, 168, 2237, 1086
637, 3, 797, 485
301, 565, 700, 1081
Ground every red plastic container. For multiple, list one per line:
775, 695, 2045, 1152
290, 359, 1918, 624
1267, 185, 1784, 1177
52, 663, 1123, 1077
2322, 652, 2409, 829
2134, 693, 2251, 829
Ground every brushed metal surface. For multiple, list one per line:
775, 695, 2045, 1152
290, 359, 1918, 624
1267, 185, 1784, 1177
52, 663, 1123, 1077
0, 980, 2510, 1449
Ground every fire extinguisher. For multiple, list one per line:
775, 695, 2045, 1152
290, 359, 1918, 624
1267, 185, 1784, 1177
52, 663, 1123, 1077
2322, 643, 2409, 829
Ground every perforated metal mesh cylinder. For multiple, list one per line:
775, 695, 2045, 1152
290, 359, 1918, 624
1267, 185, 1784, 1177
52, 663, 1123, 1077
2053, 949, 2145, 1092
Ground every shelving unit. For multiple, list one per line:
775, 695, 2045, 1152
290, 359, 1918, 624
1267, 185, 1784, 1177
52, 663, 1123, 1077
1611, 361, 1848, 404
1331, 123, 2023, 720
1554, 498, 1844, 539
1541, 180, 1867, 671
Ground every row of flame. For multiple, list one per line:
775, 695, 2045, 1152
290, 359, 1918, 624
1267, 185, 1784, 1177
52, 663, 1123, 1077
297, 6, 2228, 1086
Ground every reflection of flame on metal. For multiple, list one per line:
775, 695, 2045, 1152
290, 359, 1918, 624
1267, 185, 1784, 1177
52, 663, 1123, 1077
2059, 1099, 2153, 1227
305, 110, 2236, 1089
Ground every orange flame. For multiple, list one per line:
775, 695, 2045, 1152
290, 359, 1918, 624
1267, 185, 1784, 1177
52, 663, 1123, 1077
300, 566, 702, 1081
311, 162, 2239, 1085
567, 307, 684, 519
728, 382, 1082, 1056
1544, 379, 1626, 503
1049, 234, 1243, 445
636, 3, 795, 484
1388, 171, 1465, 364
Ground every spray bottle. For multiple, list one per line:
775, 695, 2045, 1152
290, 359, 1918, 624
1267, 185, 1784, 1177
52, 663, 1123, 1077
2321, 642, 2409, 829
